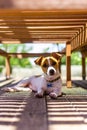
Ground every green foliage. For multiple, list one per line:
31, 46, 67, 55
0, 56, 5, 72
0, 56, 5, 65
10, 58, 32, 68
61, 52, 82, 65
0, 44, 33, 68
71, 52, 81, 65
86, 58, 87, 64
0, 66, 3, 73
61, 55, 66, 64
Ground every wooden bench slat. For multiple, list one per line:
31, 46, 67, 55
17, 93, 48, 130
72, 80, 87, 89
0, 91, 48, 130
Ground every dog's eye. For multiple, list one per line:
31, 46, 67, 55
43, 63, 48, 67
52, 62, 56, 66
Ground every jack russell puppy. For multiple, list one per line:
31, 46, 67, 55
3, 52, 62, 99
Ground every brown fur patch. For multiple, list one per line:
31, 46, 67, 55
41, 57, 59, 73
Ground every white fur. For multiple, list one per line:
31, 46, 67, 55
47, 66, 56, 76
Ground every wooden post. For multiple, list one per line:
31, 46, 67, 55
5, 56, 11, 79
82, 53, 86, 80
66, 42, 72, 87
59, 59, 61, 73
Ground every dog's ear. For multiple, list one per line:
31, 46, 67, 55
51, 52, 62, 60
34, 56, 44, 65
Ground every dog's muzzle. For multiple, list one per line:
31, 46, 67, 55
47, 66, 56, 76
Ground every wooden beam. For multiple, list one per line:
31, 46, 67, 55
0, 35, 72, 39
0, 10, 87, 16
0, 49, 8, 57
1, 38, 70, 44
9, 53, 51, 58
0, 22, 84, 27
0, 23, 85, 27
66, 41, 72, 87
7, 52, 65, 58
5, 57, 11, 79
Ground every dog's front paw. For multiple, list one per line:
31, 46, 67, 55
49, 92, 57, 99
35, 92, 43, 98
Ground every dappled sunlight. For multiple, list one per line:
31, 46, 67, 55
0, 92, 31, 130
47, 95, 87, 130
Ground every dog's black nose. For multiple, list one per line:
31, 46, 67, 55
49, 69, 55, 75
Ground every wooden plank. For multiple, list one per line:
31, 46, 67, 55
0, 78, 23, 88
1, 19, 87, 23
0, 34, 73, 38
0, 76, 47, 130
0, 30, 79, 34
2, 38, 70, 44
0, 23, 85, 27
7, 52, 65, 58
29, 32, 76, 35
0, 22, 84, 27
0, 33, 74, 37
0, 49, 8, 57
17, 93, 48, 130
0, 91, 30, 130
1, 15, 87, 20
0, 90, 48, 130
72, 80, 87, 89
0, 79, 14, 87
0, 26, 81, 30
47, 94, 87, 130
0, 10, 87, 17
0, 19, 87, 23
9, 53, 52, 58
82, 80, 87, 86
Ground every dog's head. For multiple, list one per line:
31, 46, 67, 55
34, 52, 62, 77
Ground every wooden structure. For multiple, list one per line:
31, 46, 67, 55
0, 0, 87, 87
0, 78, 87, 130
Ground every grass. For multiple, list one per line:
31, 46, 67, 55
62, 86, 87, 95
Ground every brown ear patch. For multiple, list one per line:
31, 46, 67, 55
51, 52, 62, 60
34, 56, 44, 65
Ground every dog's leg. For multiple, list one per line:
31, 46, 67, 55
35, 89, 44, 98
49, 87, 62, 99
2, 78, 31, 92
35, 87, 45, 98
49, 92, 58, 99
